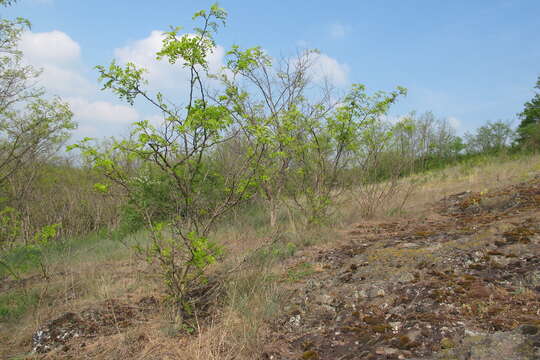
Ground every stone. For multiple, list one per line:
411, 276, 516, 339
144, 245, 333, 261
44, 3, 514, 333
315, 294, 333, 305
524, 271, 540, 288
32, 312, 87, 353
375, 347, 398, 355
415, 327, 540, 359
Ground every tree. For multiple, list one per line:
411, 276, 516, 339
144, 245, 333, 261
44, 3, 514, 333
0, 1, 75, 187
215, 48, 335, 228
72, 4, 266, 323
0, 0, 75, 249
219, 47, 406, 227
287, 83, 406, 225
517, 75, 540, 149
464, 120, 514, 154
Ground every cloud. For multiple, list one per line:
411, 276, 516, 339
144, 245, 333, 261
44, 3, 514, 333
20, 30, 80, 64
36, 64, 96, 96
19, 30, 97, 96
329, 23, 348, 39
114, 30, 226, 91
308, 53, 349, 86
447, 116, 461, 129
67, 97, 139, 125
16, 30, 142, 140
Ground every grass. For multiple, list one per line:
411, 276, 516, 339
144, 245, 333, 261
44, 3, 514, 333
0, 246, 42, 279
287, 262, 315, 282
0, 151, 539, 359
0, 229, 149, 280
0, 289, 40, 322
341, 152, 540, 223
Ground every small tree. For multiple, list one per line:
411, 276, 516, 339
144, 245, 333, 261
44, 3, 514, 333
517, 75, 540, 149
465, 120, 514, 154
71, 4, 266, 322
287, 84, 406, 225
216, 48, 337, 229
219, 47, 406, 227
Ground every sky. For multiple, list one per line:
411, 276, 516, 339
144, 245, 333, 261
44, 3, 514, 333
3, 0, 540, 140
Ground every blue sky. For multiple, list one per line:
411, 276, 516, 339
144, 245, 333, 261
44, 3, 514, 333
4, 0, 540, 139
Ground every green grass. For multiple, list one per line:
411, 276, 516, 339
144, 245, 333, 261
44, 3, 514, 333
0, 228, 149, 280
287, 262, 315, 282
0, 289, 39, 322
246, 241, 297, 267
0, 246, 42, 279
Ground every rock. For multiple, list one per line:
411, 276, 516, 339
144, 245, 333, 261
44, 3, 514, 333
393, 271, 415, 284
399, 243, 420, 249
480, 195, 514, 211
375, 347, 399, 355
32, 312, 87, 353
315, 294, 333, 305
521, 324, 539, 336
414, 326, 540, 359
524, 271, 540, 288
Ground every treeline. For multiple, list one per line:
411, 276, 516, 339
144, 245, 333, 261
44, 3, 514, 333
1, 3, 538, 320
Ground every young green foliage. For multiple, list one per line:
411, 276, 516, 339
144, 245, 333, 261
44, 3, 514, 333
74, 4, 265, 322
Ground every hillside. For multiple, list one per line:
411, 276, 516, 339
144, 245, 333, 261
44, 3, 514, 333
1, 155, 540, 360
263, 175, 540, 359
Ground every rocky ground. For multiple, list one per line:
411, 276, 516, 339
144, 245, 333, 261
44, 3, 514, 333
262, 176, 540, 360
24, 175, 540, 359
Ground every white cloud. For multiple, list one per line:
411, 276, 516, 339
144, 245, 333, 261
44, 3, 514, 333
67, 97, 139, 125
36, 64, 96, 96
308, 53, 349, 87
16, 30, 143, 139
329, 23, 348, 39
19, 30, 97, 97
114, 30, 226, 90
447, 116, 461, 129
20, 30, 80, 64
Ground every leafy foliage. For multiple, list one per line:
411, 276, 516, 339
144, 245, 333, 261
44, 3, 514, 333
517, 75, 540, 149
465, 121, 514, 154
0, 0, 75, 251
73, 4, 265, 321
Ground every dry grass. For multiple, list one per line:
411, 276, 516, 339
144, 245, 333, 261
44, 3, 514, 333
1, 152, 539, 359
405, 153, 540, 214
340, 153, 540, 224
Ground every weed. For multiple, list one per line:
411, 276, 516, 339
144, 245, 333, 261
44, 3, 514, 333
0, 289, 39, 322
287, 262, 315, 282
